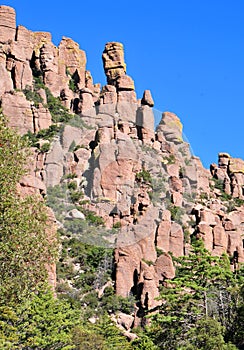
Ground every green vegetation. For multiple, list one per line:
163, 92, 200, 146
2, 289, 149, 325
136, 169, 152, 184
145, 240, 243, 349
23, 84, 44, 107
0, 114, 58, 304
24, 76, 73, 123
0, 289, 80, 349
66, 68, 79, 93
165, 154, 176, 164
148, 174, 167, 205
168, 204, 185, 223
113, 221, 121, 229
209, 177, 244, 212
22, 124, 61, 149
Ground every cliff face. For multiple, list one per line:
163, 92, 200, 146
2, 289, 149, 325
1, 5, 244, 321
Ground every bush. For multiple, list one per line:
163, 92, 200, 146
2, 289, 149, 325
40, 142, 50, 153
136, 169, 152, 184
68, 181, 77, 191
112, 222, 121, 229
22, 124, 61, 148
23, 85, 44, 107
168, 204, 184, 223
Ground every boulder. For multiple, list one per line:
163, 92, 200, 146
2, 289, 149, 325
155, 253, 175, 280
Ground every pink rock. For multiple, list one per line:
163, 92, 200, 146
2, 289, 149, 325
200, 209, 218, 226
170, 223, 184, 257
213, 225, 228, 249
197, 222, 213, 252
141, 90, 154, 107
166, 163, 180, 177
33, 104, 52, 132
227, 230, 241, 256
79, 88, 94, 113
140, 261, 160, 309
117, 90, 137, 104
156, 220, 171, 252
155, 253, 175, 280
59, 36, 86, 90
117, 313, 134, 330
2, 91, 34, 135
115, 245, 141, 297
218, 153, 230, 168
117, 75, 135, 90
102, 42, 126, 85
223, 220, 235, 231
0, 6, 16, 43
0, 58, 13, 95
169, 176, 182, 192
100, 84, 117, 104
171, 192, 183, 206
159, 111, 183, 144
229, 157, 244, 174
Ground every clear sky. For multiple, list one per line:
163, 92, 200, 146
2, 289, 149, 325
2, 0, 244, 168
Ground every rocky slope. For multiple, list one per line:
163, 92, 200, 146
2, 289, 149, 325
1, 5, 244, 328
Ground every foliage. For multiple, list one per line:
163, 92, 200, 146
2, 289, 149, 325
148, 174, 166, 205
57, 237, 113, 291
40, 141, 50, 153
23, 84, 44, 107
179, 317, 238, 350
22, 124, 61, 149
0, 288, 80, 349
82, 209, 105, 226
212, 178, 224, 191
132, 330, 160, 350
148, 240, 242, 349
165, 154, 176, 164
0, 114, 58, 303
45, 87, 72, 122
72, 316, 133, 349
30, 76, 73, 123
99, 287, 136, 315
136, 169, 152, 184
113, 221, 122, 229
167, 204, 185, 223
69, 78, 78, 93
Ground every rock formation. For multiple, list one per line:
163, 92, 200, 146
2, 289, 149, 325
1, 5, 244, 326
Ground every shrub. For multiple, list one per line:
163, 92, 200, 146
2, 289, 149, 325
40, 142, 50, 153
136, 169, 152, 184
68, 181, 77, 191
23, 85, 44, 107
168, 204, 184, 223
112, 222, 121, 229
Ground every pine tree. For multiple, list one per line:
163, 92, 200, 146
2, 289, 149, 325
0, 288, 80, 349
149, 240, 239, 349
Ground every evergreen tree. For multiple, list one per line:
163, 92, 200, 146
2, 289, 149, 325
0, 113, 58, 304
149, 240, 239, 349
0, 288, 80, 349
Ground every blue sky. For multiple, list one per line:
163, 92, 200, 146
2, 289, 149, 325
3, 0, 244, 168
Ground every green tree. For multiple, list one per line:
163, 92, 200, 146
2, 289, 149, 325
0, 288, 80, 349
149, 240, 239, 349
72, 316, 133, 350
178, 317, 238, 350
0, 113, 58, 303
